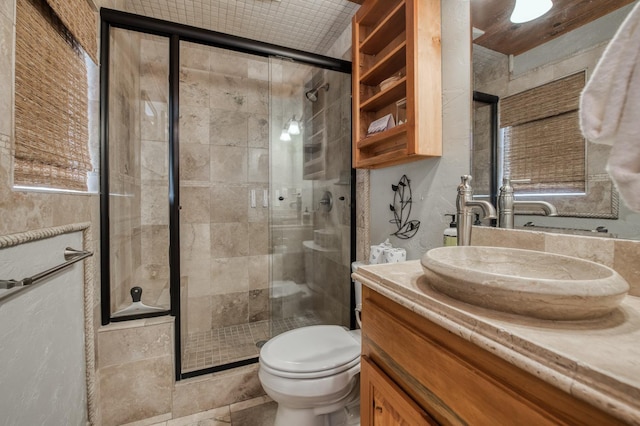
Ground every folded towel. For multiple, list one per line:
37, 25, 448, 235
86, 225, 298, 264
580, 2, 640, 212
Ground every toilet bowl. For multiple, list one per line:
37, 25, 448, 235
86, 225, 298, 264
259, 325, 362, 426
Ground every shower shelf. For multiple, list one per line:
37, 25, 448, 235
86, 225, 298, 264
352, 0, 442, 169
304, 142, 322, 153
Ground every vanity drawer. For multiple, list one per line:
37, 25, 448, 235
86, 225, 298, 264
361, 286, 623, 426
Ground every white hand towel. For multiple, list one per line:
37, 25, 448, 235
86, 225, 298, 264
580, 2, 640, 212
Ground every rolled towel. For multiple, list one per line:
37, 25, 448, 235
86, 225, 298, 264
384, 247, 407, 263
580, 2, 640, 212
369, 244, 385, 264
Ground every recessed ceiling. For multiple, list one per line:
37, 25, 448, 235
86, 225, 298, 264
115, 0, 360, 57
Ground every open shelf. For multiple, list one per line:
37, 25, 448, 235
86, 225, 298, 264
353, 0, 442, 169
360, 41, 407, 87
360, 1, 406, 55
360, 77, 407, 112
357, 123, 407, 149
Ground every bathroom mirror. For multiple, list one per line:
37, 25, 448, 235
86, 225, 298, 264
471, 0, 640, 240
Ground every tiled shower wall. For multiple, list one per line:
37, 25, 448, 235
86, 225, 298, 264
308, 68, 353, 327
178, 42, 271, 333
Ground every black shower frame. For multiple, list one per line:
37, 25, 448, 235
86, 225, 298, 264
100, 9, 353, 381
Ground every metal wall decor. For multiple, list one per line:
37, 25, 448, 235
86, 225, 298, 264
389, 175, 420, 239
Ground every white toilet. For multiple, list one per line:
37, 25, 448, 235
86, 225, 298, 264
259, 325, 361, 426
258, 266, 364, 426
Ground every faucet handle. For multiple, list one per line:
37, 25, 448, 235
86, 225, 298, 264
500, 177, 531, 194
458, 175, 473, 194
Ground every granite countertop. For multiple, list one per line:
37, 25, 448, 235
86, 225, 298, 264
353, 260, 640, 425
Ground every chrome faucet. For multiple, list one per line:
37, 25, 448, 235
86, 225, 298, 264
498, 177, 558, 228
456, 175, 497, 246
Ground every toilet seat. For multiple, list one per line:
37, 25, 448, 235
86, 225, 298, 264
260, 325, 361, 379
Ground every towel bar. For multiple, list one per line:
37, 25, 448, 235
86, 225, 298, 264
0, 247, 93, 301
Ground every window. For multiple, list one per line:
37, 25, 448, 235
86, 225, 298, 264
14, 0, 97, 191
500, 72, 586, 194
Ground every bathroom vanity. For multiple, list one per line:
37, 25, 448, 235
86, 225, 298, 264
353, 261, 640, 425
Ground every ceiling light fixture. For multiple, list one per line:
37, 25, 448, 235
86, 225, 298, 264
280, 127, 291, 141
287, 116, 301, 135
510, 0, 553, 24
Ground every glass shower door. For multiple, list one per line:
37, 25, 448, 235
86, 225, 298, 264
178, 41, 272, 373
106, 28, 171, 319
269, 58, 353, 333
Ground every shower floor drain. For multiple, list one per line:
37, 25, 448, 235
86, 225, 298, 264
256, 340, 268, 348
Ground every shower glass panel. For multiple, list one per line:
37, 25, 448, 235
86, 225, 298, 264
107, 28, 171, 317
178, 44, 352, 374
179, 42, 272, 372
102, 10, 353, 379
269, 58, 353, 332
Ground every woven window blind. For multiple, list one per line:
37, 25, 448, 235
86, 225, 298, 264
501, 72, 586, 194
14, 0, 92, 191
45, 0, 97, 63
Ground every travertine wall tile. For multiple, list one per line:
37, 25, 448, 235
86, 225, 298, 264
211, 222, 249, 258
210, 257, 249, 295
545, 233, 615, 267
180, 105, 210, 145
472, 227, 545, 251
210, 185, 248, 223
172, 365, 263, 418
614, 240, 640, 296
211, 292, 249, 327
210, 146, 248, 183
0, 11, 13, 137
97, 319, 173, 368
180, 143, 210, 181
99, 356, 173, 426
187, 296, 213, 333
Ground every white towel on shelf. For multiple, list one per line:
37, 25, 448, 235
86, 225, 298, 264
580, 2, 640, 212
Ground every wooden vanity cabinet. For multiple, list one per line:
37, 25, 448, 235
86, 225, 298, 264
352, 0, 442, 169
361, 355, 437, 425
360, 286, 623, 425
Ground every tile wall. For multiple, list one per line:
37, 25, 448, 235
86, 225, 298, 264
178, 41, 271, 334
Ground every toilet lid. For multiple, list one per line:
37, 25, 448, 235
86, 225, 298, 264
260, 325, 360, 378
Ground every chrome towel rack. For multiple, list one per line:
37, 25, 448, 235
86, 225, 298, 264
0, 247, 93, 301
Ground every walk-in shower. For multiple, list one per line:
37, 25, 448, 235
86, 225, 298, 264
100, 10, 353, 379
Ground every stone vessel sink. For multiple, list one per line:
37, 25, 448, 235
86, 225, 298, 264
421, 246, 629, 320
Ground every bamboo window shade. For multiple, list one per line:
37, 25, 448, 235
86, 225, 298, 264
500, 72, 586, 194
14, 0, 96, 191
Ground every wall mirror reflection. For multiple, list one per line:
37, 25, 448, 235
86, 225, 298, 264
471, 0, 640, 240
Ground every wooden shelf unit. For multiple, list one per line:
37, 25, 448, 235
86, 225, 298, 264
352, 0, 442, 169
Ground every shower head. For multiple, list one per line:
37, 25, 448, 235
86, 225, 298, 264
305, 83, 330, 102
